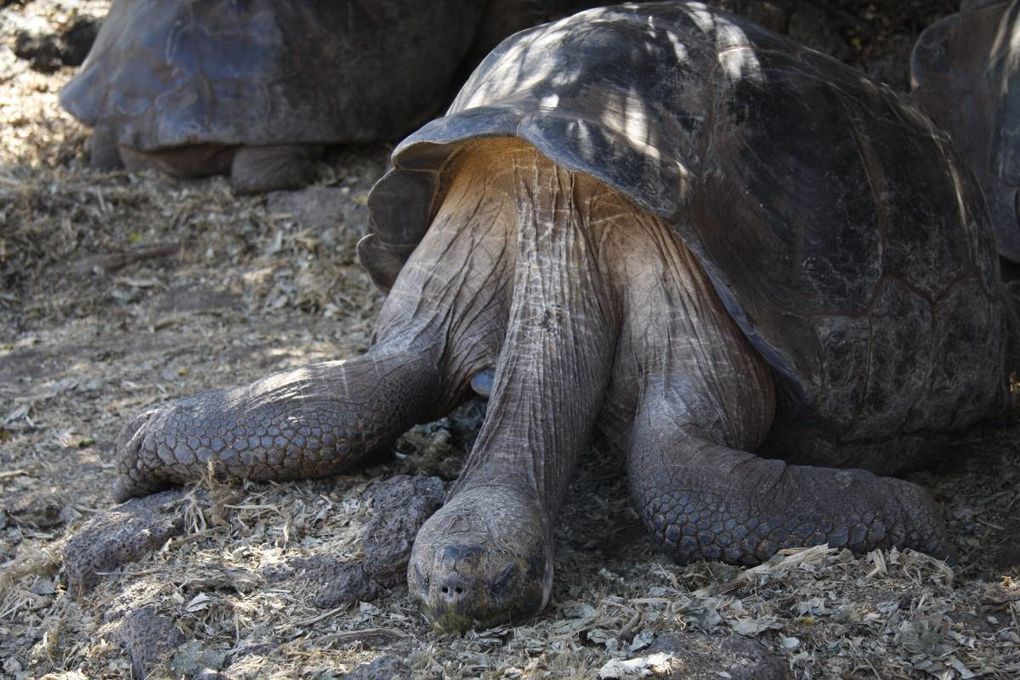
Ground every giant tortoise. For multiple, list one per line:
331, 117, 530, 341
59, 0, 603, 193
108, 2, 1013, 630
912, 0, 1020, 261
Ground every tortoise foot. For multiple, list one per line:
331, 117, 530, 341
407, 486, 553, 631
230, 144, 321, 193
114, 392, 230, 501
87, 126, 124, 171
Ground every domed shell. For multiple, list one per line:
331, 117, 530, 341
365, 2, 1008, 442
60, 0, 486, 150
910, 0, 1020, 262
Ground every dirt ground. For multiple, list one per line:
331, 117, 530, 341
1, 1, 1019, 679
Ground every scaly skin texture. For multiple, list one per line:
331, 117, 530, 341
115, 349, 444, 500
115, 139, 955, 630
590, 212, 952, 564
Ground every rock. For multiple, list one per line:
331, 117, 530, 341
360, 475, 446, 583
116, 606, 185, 679
194, 670, 228, 680
263, 555, 380, 609
12, 15, 102, 73
169, 640, 229, 677
29, 578, 55, 596
13, 30, 62, 73
259, 475, 445, 607
59, 17, 100, 67
343, 655, 412, 680
637, 632, 791, 680
63, 489, 187, 594
599, 653, 684, 679
4, 489, 66, 529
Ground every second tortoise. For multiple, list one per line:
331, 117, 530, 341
59, 0, 604, 192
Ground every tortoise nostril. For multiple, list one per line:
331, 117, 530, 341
435, 576, 472, 605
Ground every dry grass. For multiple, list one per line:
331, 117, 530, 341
1, 1, 1018, 679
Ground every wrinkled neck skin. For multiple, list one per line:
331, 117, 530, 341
376, 137, 768, 516
378, 139, 618, 513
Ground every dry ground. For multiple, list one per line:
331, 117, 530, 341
1, 1, 1018, 679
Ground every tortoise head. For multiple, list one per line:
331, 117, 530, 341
407, 486, 554, 631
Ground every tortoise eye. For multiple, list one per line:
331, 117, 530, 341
488, 563, 516, 599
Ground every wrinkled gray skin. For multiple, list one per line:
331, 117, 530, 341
59, 0, 604, 193
113, 3, 1013, 630
912, 0, 1020, 261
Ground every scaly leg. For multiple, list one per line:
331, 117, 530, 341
610, 208, 951, 564
115, 344, 444, 501
88, 126, 124, 171
628, 402, 951, 565
114, 141, 524, 502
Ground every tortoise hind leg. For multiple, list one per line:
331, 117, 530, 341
230, 144, 322, 193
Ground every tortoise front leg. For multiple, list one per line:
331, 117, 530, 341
113, 139, 527, 502
114, 342, 445, 501
603, 197, 953, 567
626, 401, 952, 565
88, 126, 124, 171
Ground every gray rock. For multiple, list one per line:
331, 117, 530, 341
343, 655, 412, 680
263, 555, 379, 609
361, 475, 446, 583
116, 606, 185, 679
260, 476, 446, 607
645, 632, 791, 680
63, 489, 186, 594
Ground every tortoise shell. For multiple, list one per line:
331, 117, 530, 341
59, 0, 487, 150
363, 2, 1009, 459
911, 0, 1020, 262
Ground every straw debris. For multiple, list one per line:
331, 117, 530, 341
2, 1, 1017, 678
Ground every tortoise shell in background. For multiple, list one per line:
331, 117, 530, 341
912, 0, 1020, 262
58, 0, 611, 189
60, 0, 487, 151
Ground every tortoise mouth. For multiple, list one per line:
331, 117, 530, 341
414, 554, 550, 632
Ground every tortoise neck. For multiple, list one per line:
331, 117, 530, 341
452, 143, 621, 515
